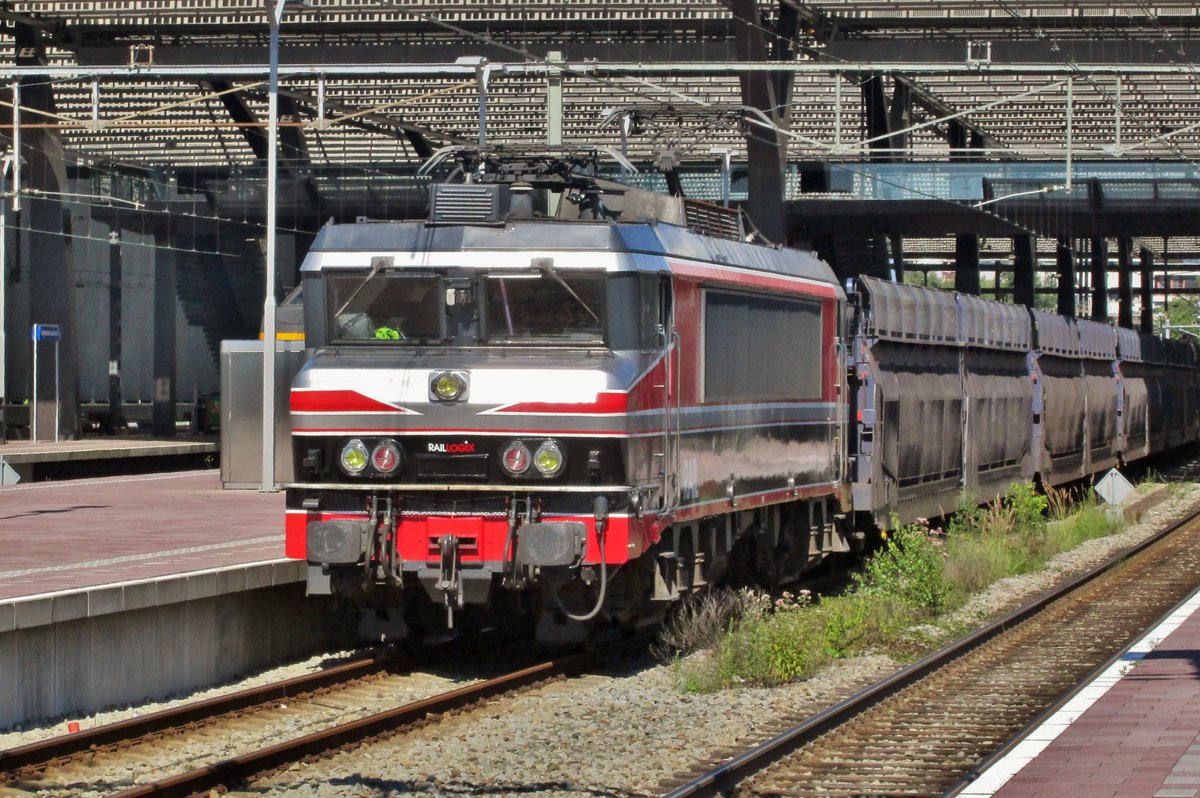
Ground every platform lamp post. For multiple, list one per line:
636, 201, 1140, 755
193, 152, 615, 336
0, 152, 13, 445
262, 0, 305, 491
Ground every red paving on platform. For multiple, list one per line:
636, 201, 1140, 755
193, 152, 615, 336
0, 470, 285, 600
962, 588, 1200, 798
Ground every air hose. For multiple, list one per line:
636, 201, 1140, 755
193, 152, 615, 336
556, 496, 610, 622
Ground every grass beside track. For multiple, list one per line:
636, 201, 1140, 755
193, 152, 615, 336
660, 482, 1138, 693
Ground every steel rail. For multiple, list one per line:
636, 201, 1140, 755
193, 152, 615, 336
108, 642, 634, 798
662, 502, 1200, 798
0, 651, 406, 776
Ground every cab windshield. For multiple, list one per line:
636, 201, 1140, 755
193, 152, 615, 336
327, 272, 443, 343
483, 271, 604, 345
324, 268, 606, 346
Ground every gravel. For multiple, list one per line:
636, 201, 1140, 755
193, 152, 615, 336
6, 484, 1199, 798
244, 654, 902, 798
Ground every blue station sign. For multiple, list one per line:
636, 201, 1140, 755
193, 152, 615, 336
32, 323, 62, 342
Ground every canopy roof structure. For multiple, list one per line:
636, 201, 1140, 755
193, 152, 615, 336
0, 2, 1192, 276
0, 1, 1197, 170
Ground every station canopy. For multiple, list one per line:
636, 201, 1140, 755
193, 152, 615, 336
0, 1, 1194, 168
0, 1, 1198, 268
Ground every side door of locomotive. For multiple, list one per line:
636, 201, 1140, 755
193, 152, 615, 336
644, 270, 680, 511
664, 273, 682, 510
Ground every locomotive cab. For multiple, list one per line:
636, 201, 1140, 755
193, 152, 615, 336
287, 196, 681, 642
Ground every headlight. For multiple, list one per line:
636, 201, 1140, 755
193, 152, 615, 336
533, 440, 565, 476
371, 439, 402, 475
339, 439, 369, 475
431, 371, 466, 402
501, 441, 531, 476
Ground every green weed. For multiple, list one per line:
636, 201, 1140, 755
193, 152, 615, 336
665, 480, 1131, 693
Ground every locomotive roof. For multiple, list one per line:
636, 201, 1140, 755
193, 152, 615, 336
302, 218, 840, 288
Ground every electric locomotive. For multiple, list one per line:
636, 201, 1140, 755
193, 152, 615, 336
283, 152, 852, 644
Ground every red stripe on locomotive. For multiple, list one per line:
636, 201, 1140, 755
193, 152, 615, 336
291, 389, 408, 414
488, 390, 629, 415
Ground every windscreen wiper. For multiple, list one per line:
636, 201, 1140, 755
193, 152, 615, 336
532, 257, 599, 323
333, 256, 390, 319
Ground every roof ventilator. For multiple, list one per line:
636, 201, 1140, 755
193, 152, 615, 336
683, 198, 745, 241
429, 183, 508, 225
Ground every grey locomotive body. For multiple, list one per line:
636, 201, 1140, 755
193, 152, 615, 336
284, 180, 848, 643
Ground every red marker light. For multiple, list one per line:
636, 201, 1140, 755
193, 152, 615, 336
371, 440, 402, 474
502, 441, 532, 475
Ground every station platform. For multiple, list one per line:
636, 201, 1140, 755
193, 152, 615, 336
961, 587, 1200, 798
0, 469, 291, 607
0, 469, 345, 730
0, 436, 218, 484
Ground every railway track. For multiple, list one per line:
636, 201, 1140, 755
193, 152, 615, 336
663, 504, 1200, 798
0, 649, 408, 779
0, 642, 632, 798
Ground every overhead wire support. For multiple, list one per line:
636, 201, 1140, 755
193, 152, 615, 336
988, 0, 1200, 172
6, 11, 1197, 221
9, 80, 18, 214
974, 185, 1067, 209
262, 0, 295, 494
4, 61, 1200, 82
0, 81, 268, 130
23, 187, 144, 209
740, 79, 1070, 160
1065, 77, 1073, 192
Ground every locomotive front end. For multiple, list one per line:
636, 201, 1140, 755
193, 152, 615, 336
284, 216, 667, 643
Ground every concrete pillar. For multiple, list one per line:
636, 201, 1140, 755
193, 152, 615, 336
1139, 248, 1154, 334
1090, 237, 1109, 321
10, 24, 79, 440
546, 51, 563, 147
108, 233, 123, 430
948, 119, 967, 155
955, 233, 980, 295
731, 0, 788, 244
152, 236, 176, 436
28, 196, 77, 441
1013, 234, 1036, 309
1117, 238, 1134, 329
887, 80, 912, 154
1056, 239, 1076, 318
863, 75, 894, 162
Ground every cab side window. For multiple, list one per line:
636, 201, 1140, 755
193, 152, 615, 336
639, 273, 671, 349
